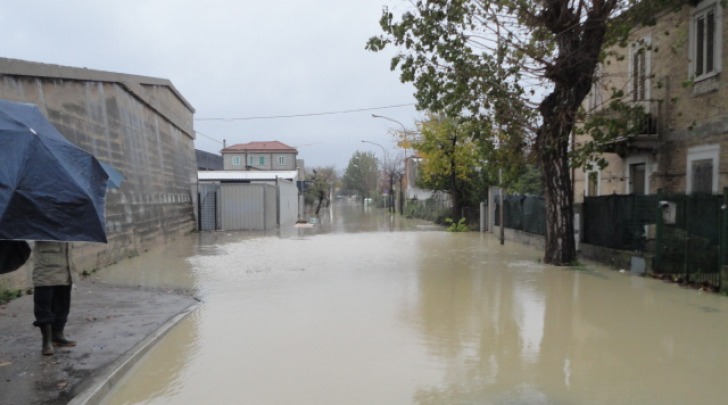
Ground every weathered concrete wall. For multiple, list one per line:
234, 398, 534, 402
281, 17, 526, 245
0, 58, 198, 290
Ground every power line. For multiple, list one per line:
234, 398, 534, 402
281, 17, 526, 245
194, 103, 416, 122
194, 130, 224, 144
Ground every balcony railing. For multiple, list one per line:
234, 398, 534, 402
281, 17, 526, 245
601, 99, 662, 157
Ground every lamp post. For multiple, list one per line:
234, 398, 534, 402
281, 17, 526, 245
361, 140, 393, 212
372, 114, 410, 208
371, 114, 407, 161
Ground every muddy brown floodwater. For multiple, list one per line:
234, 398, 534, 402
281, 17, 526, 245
98, 200, 728, 405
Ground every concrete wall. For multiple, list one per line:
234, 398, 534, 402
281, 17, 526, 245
0, 58, 197, 290
278, 179, 300, 225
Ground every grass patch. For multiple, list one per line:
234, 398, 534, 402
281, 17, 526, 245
0, 288, 23, 305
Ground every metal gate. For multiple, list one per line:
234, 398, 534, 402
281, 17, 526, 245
198, 184, 219, 231
654, 193, 725, 287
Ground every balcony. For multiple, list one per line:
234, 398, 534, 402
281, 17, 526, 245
600, 100, 662, 157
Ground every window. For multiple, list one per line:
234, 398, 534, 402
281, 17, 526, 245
629, 163, 646, 195
277, 156, 286, 166
586, 171, 599, 197
231, 156, 241, 166
248, 156, 255, 166
687, 144, 719, 194
631, 47, 647, 101
692, 159, 714, 193
587, 65, 604, 112
625, 156, 650, 195
691, 1, 722, 81
258, 156, 266, 166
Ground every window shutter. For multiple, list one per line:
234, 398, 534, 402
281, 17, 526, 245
633, 52, 639, 101
632, 49, 646, 101
696, 15, 705, 76
706, 10, 715, 74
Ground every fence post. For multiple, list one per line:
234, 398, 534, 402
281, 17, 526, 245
721, 188, 728, 293
655, 191, 663, 274
500, 187, 505, 245
684, 195, 690, 282
480, 201, 486, 233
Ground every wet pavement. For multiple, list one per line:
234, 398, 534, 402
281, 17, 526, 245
0, 278, 198, 405
96, 201, 728, 405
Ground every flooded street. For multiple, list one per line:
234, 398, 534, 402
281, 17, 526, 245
98, 201, 728, 404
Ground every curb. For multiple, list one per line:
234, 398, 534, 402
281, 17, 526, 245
68, 302, 202, 405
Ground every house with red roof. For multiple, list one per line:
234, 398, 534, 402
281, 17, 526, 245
221, 141, 298, 171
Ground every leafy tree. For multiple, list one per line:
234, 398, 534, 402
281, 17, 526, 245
367, 0, 680, 265
510, 164, 544, 196
342, 151, 380, 201
304, 166, 338, 215
413, 114, 491, 221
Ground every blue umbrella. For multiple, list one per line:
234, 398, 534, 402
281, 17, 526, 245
0, 99, 109, 243
99, 161, 124, 189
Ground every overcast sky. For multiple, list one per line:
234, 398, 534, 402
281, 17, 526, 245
1, 0, 420, 171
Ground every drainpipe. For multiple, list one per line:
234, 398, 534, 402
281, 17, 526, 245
276, 176, 281, 226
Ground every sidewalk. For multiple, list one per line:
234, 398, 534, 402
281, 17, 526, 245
0, 279, 199, 405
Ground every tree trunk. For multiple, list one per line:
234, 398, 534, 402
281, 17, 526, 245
539, 116, 576, 265
535, 0, 615, 265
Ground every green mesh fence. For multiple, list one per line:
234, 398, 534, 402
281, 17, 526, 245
495, 195, 546, 235
582, 194, 659, 251
497, 192, 725, 288
654, 193, 723, 286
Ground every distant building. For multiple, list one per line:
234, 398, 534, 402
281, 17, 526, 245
196, 149, 223, 171
221, 141, 298, 171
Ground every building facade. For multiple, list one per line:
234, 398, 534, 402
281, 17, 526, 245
574, 0, 727, 202
221, 141, 298, 171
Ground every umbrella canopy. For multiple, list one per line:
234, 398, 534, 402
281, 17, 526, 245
99, 161, 124, 189
0, 240, 31, 274
0, 99, 109, 243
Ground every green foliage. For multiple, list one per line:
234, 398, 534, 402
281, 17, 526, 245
445, 217, 469, 232
0, 288, 23, 305
574, 99, 654, 169
367, 0, 686, 264
510, 165, 544, 196
304, 166, 338, 209
412, 114, 495, 219
403, 197, 451, 223
342, 151, 380, 200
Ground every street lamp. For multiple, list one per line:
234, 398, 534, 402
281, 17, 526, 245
371, 114, 408, 161
361, 140, 394, 212
372, 114, 410, 209
360, 139, 387, 162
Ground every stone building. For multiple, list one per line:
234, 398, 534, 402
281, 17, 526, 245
0, 58, 198, 289
573, 0, 727, 201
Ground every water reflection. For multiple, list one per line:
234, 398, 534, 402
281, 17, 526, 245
100, 201, 728, 405
105, 311, 202, 405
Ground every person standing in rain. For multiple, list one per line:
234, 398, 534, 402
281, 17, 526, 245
32, 241, 77, 356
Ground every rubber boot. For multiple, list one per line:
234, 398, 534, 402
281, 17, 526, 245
40, 324, 54, 356
52, 327, 76, 347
